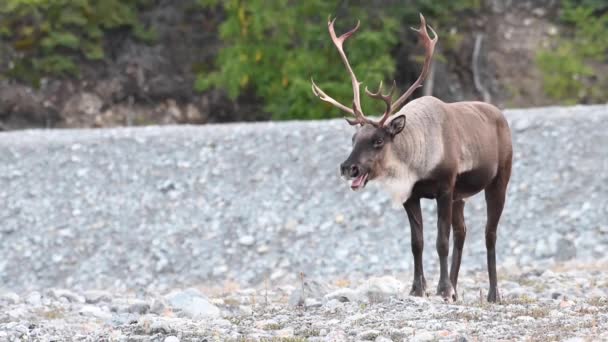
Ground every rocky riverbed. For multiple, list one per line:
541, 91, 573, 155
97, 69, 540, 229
1, 104, 608, 340
1, 262, 607, 341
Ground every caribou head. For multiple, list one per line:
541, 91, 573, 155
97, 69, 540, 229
311, 14, 437, 191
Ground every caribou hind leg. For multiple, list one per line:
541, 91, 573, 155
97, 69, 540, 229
436, 189, 456, 301
483, 167, 511, 303
450, 199, 467, 300
404, 198, 427, 296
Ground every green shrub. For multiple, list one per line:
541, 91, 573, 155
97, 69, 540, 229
0, 0, 155, 86
196, 0, 401, 120
536, 0, 608, 104
197, 0, 481, 120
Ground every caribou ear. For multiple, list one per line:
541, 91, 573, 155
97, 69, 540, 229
386, 114, 406, 136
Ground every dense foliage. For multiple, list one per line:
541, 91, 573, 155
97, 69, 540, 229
195, 0, 397, 120
196, 0, 482, 120
0, 0, 154, 86
1, 0, 605, 121
536, 0, 608, 104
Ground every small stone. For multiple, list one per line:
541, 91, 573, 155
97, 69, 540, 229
555, 238, 576, 261
356, 276, 404, 303
325, 329, 348, 342
375, 336, 392, 342
185, 104, 203, 123
150, 319, 171, 334
325, 288, 360, 303
164, 336, 180, 342
547, 26, 558, 36
239, 305, 253, 316
48, 289, 85, 303
532, 8, 546, 17
335, 214, 345, 224
560, 299, 574, 308
358, 329, 380, 340
164, 288, 220, 318
84, 290, 113, 304
0, 292, 20, 304
413, 330, 435, 341
276, 327, 295, 338
516, 315, 535, 322
256, 245, 269, 254
80, 305, 112, 320
305, 298, 322, 308
128, 300, 150, 314
26, 291, 42, 306
238, 235, 255, 246
7, 308, 26, 319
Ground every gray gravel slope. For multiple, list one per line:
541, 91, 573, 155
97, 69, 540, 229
1, 104, 608, 293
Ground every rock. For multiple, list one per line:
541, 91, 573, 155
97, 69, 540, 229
164, 288, 220, 318
26, 291, 42, 306
150, 297, 168, 315
7, 308, 27, 319
185, 104, 205, 123
305, 298, 323, 308
555, 237, 576, 261
358, 329, 380, 340
63, 93, 103, 118
276, 327, 295, 338
80, 305, 112, 320
325, 288, 360, 303
532, 8, 546, 17
48, 289, 86, 303
289, 278, 329, 307
238, 305, 253, 316
84, 290, 113, 304
127, 300, 150, 314
413, 330, 435, 341
238, 235, 255, 246
164, 336, 180, 342
325, 329, 348, 342
150, 319, 171, 334
0, 292, 20, 304
356, 276, 404, 303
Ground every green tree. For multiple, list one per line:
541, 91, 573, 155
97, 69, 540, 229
197, 0, 400, 120
0, 0, 155, 86
536, 0, 608, 104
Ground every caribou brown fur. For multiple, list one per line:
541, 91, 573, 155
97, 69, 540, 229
313, 14, 512, 302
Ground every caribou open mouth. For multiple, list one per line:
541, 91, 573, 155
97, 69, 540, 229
350, 172, 369, 190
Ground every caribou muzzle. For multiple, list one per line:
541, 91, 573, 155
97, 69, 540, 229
340, 161, 369, 191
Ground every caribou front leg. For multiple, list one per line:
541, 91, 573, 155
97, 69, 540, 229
404, 197, 427, 296
436, 190, 456, 301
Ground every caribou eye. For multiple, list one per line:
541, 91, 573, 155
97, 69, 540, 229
373, 138, 384, 147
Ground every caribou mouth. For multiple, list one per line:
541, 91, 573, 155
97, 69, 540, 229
350, 172, 369, 191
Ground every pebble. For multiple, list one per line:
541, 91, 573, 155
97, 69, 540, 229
238, 235, 255, 246
164, 288, 220, 318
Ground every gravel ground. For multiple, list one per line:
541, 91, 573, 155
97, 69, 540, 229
1, 104, 608, 340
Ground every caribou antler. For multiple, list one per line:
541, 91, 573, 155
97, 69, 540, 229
311, 17, 380, 126
311, 14, 438, 127
389, 14, 438, 116
365, 80, 396, 127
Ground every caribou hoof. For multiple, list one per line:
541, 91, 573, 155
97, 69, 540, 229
487, 287, 501, 303
410, 277, 427, 297
437, 281, 456, 302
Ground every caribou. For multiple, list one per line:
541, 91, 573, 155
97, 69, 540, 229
311, 14, 512, 302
